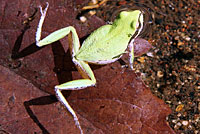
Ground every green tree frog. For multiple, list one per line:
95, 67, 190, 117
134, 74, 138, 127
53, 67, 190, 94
36, 2, 144, 134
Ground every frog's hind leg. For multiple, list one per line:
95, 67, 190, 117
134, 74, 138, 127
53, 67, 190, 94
53, 32, 96, 134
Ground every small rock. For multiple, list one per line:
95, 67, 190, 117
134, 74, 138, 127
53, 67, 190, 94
174, 36, 179, 40
177, 41, 184, 46
137, 57, 145, 63
172, 119, 177, 123
157, 71, 164, 78
80, 16, 87, 23
185, 36, 191, 41
89, 10, 96, 16
177, 113, 182, 117
182, 120, 189, 126
176, 104, 184, 112
146, 52, 154, 57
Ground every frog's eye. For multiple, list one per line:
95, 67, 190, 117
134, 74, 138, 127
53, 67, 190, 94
133, 13, 144, 30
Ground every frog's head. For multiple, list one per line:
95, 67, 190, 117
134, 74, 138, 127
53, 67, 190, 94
116, 10, 144, 36
123, 10, 143, 29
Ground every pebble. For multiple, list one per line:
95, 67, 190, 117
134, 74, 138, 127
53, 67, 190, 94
182, 120, 189, 126
177, 41, 184, 46
174, 36, 179, 40
176, 122, 182, 127
146, 52, 154, 57
92, 0, 98, 4
80, 16, 87, 23
177, 113, 182, 117
89, 10, 96, 15
185, 36, 191, 41
137, 57, 145, 63
157, 71, 164, 78
156, 83, 160, 87
172, 119, 177, 123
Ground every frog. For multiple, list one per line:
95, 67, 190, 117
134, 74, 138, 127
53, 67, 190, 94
35, 2, 144, 134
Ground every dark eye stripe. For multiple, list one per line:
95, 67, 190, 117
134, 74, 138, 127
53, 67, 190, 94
130, 12, 144, 41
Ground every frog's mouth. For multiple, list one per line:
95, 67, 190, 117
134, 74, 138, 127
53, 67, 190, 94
110, 3, 153, 38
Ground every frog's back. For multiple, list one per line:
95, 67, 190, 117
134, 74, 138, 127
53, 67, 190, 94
75, 24, 131, 62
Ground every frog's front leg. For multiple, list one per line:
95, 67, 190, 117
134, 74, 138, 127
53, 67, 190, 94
128, 13, 144, 70
35, 2, 80, 54
128, 39, 134, 70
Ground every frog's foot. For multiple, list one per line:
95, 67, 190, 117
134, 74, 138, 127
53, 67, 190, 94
55, 87, 84, 134
36, 2, 49, 46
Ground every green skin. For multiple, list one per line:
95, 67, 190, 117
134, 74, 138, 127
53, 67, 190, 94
36, 2, 143, 134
